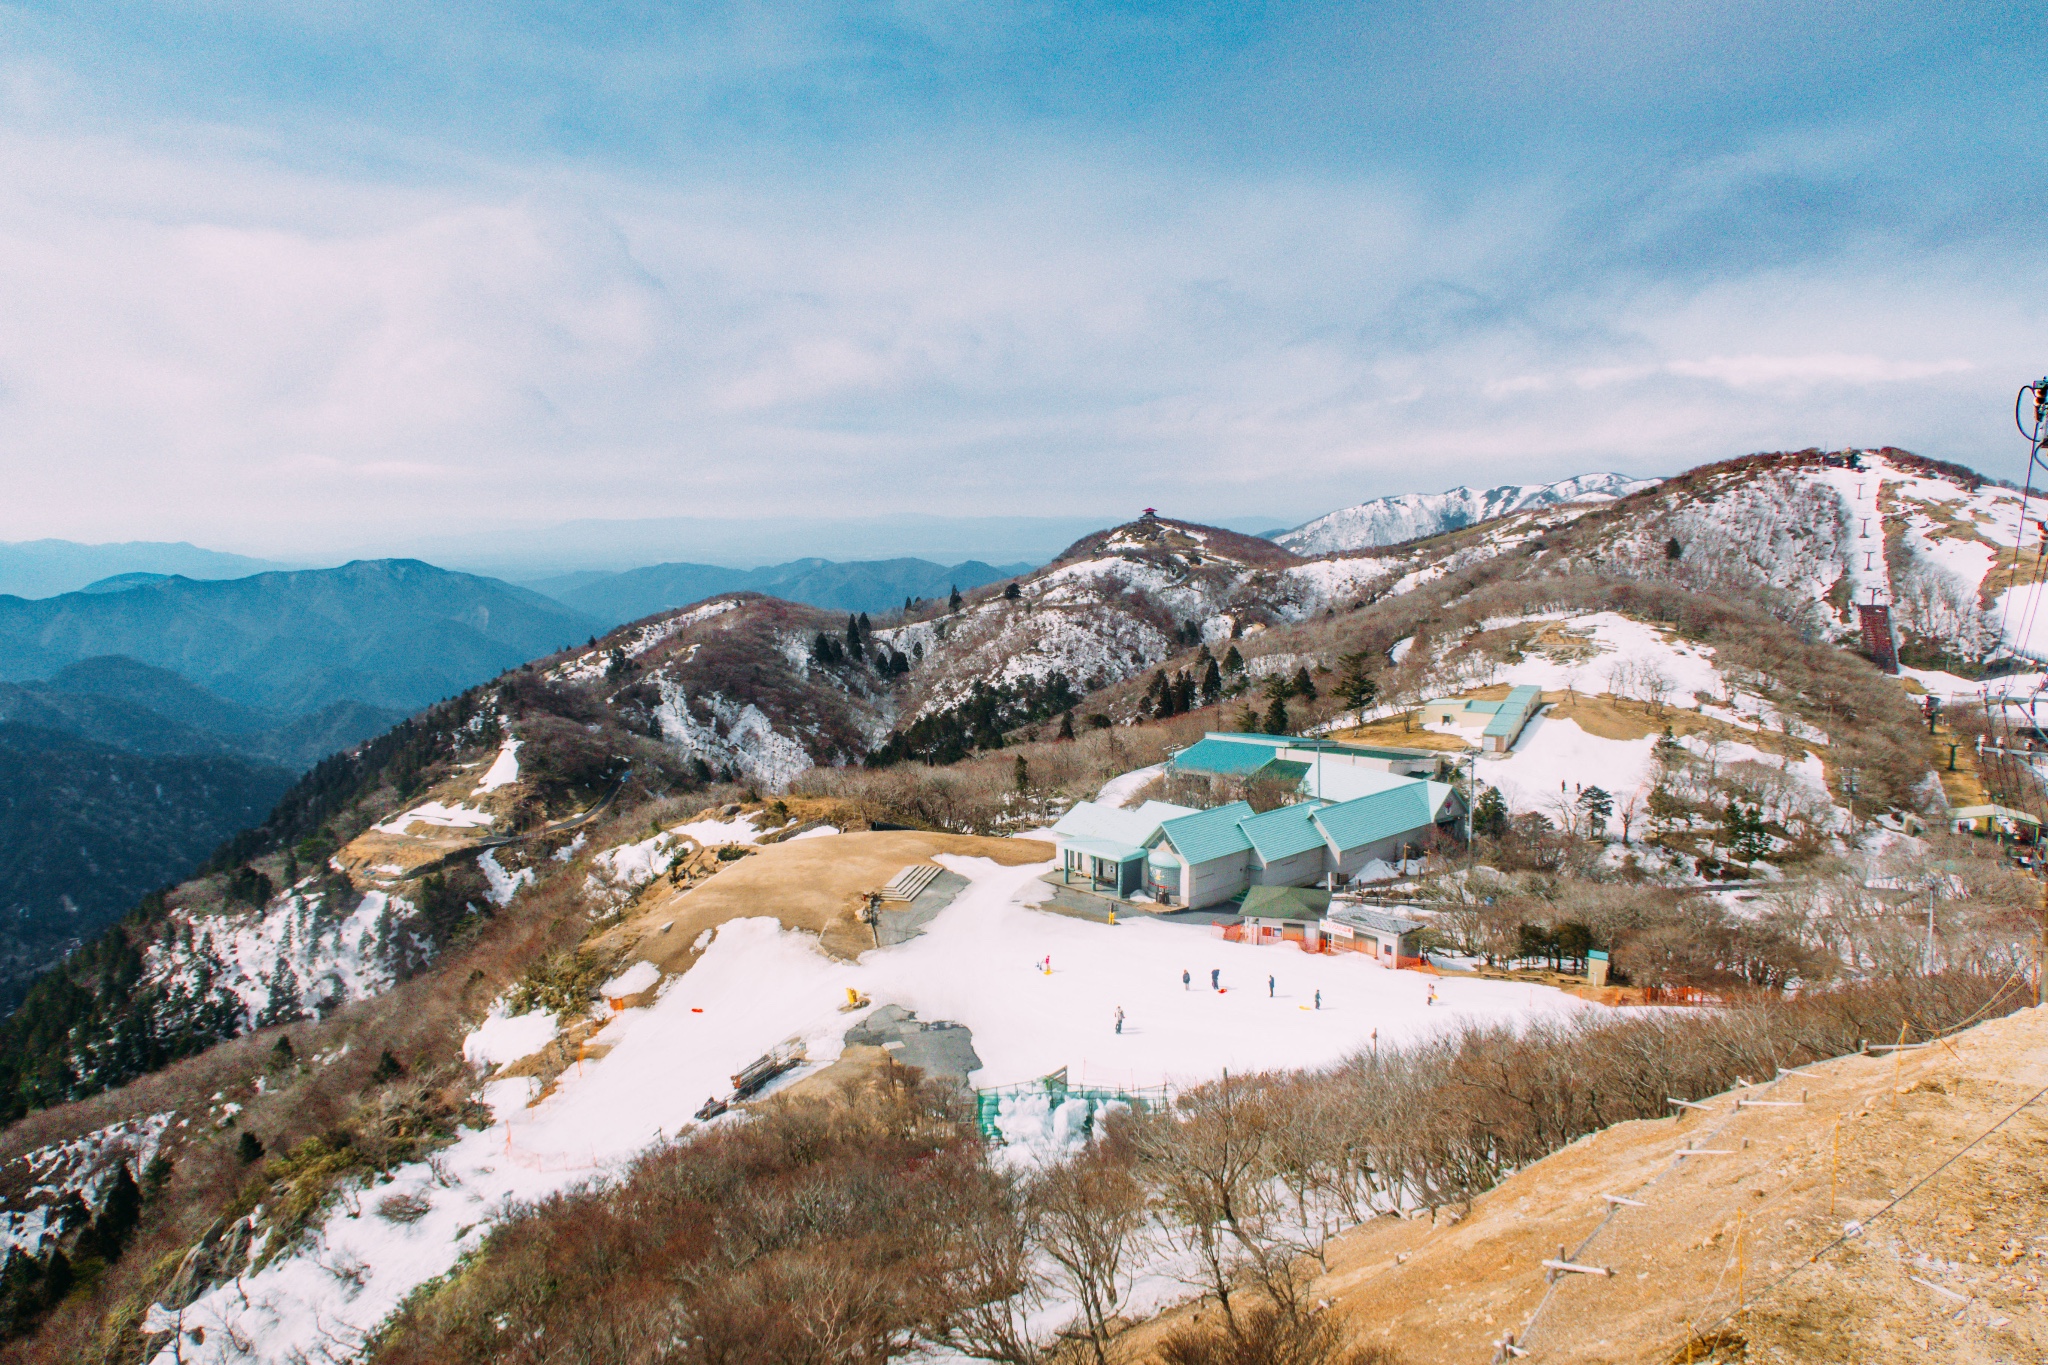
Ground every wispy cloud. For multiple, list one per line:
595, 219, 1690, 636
0, 4, 2041, 559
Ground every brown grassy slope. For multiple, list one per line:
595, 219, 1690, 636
593, 830, 1054, 972
1264, 1005, 2048, 1365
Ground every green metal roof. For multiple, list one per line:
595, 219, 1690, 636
1170, 737, 1286, 776
1254, 759, 1311, 785
1311, 786, 1436, 852
1237, 803, 1329, 862
1157, 801, 1255, 864
1481, 684, 1544, 739
1241, 885, 1332, 920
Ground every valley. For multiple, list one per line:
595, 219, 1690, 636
0, 448, 2043, 1365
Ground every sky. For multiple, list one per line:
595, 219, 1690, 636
1, 1, 2045, 566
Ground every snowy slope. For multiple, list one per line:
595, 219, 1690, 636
146, 849, 1595, 1365
1277, 473, 1658, 555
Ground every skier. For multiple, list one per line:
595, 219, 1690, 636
1267, 974, 1275, 998
1182, 969, 1191, 990
1210, 968, 1220, 991
1427, 981, 1438, 1007
1115, 1006, 1125, 1035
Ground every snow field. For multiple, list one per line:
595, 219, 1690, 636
471, 738, 520, 794
370, 801, 494, 835
155, 850, 1595, 1365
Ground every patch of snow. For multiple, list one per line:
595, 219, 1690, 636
372, 801, 494, 835
599, 961, 661, 997
671, 813, 761, 846
1097, 763, 1165, 809
478, 850, 534, 907
790, 824, 840, 840
472, 738, 521, 794
463, 1005, 558, 1070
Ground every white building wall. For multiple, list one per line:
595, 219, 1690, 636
1250, 847, 1326, 889
1182, 853, 1251, 909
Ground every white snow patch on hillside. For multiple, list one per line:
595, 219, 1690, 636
651, 678, 814, 791
473, 738, 521, 793
372, 801, 494, 835
586, 830, 683, 902
1997, 582, 2048, 661
671, 813, 761, 846
154, 854, 1596, 1365
1097, 763, 1165, 808
1484, 715, 1658, 829
463, 1005, 558, 1070
600, 960, 661, 997
478, 850, 533, 907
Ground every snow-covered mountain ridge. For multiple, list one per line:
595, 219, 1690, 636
1276, 471, 1659, 554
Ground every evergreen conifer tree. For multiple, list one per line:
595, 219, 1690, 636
1200, 658, 1222, 705
857, 611, 872, 635
1292, 665, 1317, 700
1014, 754, 1029, 791
949, 585, 963, 611
845, 614, 864, 661
1222, 644, 1244, 673
1577, 785, 1614, 836
1059, 710, 1075, 740
1174, 671, 1196, 713
1472, 786, 1509, 837
1003, 582, 1021, 600
237, 1132, 265, 1164
1263, 696, 1289, 734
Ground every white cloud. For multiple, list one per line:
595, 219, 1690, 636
0, 115, 2041, 558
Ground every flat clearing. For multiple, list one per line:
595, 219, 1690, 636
602, 830, 1055, 971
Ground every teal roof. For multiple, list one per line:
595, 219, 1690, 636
1237, 803, 1329, 861
1255, 759, 1311, 785
1241, 885, 1332, 919
1171, 737, 1287, 775
1311, 786, 1436, 852
1481, 685, 1544, 739
1157, 801, 1255, 864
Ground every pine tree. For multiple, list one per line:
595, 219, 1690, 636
1003, 582, 1021, 600
1578, 785, 1613, 836
905, 596, 914, 613
949, 585, 963, 611
1173, 670, 1196, 713
1201, 658, 1222, 705
1059, 710, 1075, 740
1222, 645, 1244, 673
1292, 665, 1317, 701
1665, 537, 1683, 560
857, 611, 872, 635
372, 1049, 404, 1083
1472, 786, 1509, 838
237, 1131, 265, 1164
1263, 696, 1289, 735
1014, 754, 1029, 792
1335, 649, 1378, 715
845, 614, 864, 661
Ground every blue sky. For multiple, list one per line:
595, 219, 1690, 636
1, 2, 2044, 562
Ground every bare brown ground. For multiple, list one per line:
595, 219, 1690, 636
1125, 1004, 2048, 1364
591, 831, 1054, 976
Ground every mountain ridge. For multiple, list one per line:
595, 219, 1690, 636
1275, 471, 1660, 554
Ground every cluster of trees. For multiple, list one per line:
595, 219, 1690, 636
368, 971, 2014, 1365
1143, 655, 1222, 718
866, 674, 1084, 768
812, 613, 914, 676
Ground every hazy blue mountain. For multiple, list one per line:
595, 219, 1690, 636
551, 556, 1034, 625
0, 539, 294, 599
0, 657, 403, 769
0, 560, 600, 715
0, 723, 295, 1010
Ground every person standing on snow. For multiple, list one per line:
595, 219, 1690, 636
1315, 989, 1322, 1010
1267, 974, 1275, 998
1210, 968, 1220, 991
1426, 981, 1437, 1006
1182, 969, 1191, 990
1115, 1006, 1125, 1035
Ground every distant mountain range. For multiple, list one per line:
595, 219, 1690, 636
1273, 473, 1659, 555
0, 539, 293, 599
0, 559, 598, 715
536, 556, 1033, 626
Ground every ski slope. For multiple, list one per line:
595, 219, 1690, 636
151, 849, 1594, 1365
